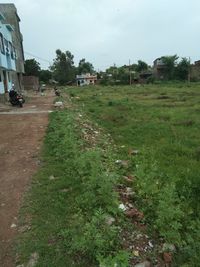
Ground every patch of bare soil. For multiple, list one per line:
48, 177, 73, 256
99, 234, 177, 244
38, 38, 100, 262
0, 90, 54, 267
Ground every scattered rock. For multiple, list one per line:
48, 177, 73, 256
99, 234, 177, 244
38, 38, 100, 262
148, 241, 154, 248
54, 101, 63, 107
115, 160, 129, 168
60, 188, 69, 193
119, 203, 127, 211
129, 149, 139, 156
126, 187, 134, 196
26, 252, 39, 267
49, 175, 55, 180
162, 243, 176, 252
125, 208, 144, 220
18, 225, 31, 233
123, 175, 134, 183
133, 250, 140, 257
11, 223, 17, 228
105, 216, 115, 225
163, 252, 172, 264
134, 260, 151, 267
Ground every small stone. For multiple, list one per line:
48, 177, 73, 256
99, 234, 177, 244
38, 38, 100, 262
60, 188, 69, 193
54, 101, 63, 107
115, 159, 122, 164
148, 241, 154, 248
126, 187, 134, 196
133, 250, 139, 257
123, 175, 134, 183
134, 261, 151, 267
129, 149, 139, 156
163, 252, 172, 263
105, 216, 115, 225
11, 223, 17, 228
49, 175, 55, 180
1, 203, 5, 207
27, 252, 39, 267
125, 208, 144, 220
162, 243, 176, 252
119, 203, 127, 211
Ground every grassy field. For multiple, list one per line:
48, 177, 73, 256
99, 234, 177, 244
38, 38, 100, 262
65, 83, 200, 266
17, 83, 200, 267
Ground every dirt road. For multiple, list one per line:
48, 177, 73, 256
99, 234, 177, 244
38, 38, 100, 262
0, 91, 54, 267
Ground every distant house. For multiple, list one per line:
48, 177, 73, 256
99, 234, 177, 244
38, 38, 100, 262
191, 60, 200, 81
153, 57, 166, 79
76, 73, 97, 86
0, 4, 25, 93
0, 12, 16, 94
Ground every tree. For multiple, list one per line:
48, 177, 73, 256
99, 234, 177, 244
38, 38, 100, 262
51, 49, 75, 85
176, 57, 190, 80
39, 69, 52, 83
24, 59, 41, 76
136, 60, 148, 72
162, 55, 179, 80
78, 58, 94, 74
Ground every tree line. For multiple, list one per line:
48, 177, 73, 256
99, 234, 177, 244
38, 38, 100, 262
24, 49, 94, 85
24, 50, 192, 85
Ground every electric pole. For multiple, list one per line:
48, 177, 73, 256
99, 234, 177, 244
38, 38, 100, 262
129, 59, 132, 85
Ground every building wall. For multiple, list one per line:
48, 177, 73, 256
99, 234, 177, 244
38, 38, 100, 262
0, 17, 16, 94
0, 4, 24, 92
76, 74, 97, 86
0, 70, 14, 94
0, 22, 16, 70
191, 64, 200, 81
23, 76, 39, 91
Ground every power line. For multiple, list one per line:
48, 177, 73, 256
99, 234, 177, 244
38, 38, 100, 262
24, 50, 52, 65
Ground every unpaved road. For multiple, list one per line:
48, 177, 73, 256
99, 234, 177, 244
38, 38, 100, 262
0, 91, 54, 267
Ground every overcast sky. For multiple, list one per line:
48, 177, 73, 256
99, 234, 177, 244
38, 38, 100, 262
2, 0, 200, 70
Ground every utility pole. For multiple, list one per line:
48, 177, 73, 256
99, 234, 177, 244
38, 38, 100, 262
129, 59, 132, 85
188, 57, 191, 83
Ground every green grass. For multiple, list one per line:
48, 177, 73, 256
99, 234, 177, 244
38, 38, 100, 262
16, 111, 130, 267
17, 83, 200, 267
64, 83, 200, 266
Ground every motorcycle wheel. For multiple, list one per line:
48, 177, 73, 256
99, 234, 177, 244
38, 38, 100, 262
19, 102, 23, 108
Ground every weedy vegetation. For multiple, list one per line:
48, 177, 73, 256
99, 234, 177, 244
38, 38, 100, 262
17, 111, 130, 267
65, 83, 200, 266
17, 83, 200, 267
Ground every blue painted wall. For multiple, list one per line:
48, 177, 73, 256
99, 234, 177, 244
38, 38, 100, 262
0, 15, 16, 93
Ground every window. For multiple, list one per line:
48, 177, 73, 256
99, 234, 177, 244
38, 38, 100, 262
4, 38, 9, 54
0, 33, 5, 54
13, 47, 17, 59
9, 42, 14, 59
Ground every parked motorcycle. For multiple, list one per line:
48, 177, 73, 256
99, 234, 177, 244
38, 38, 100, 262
9, 91, 25, 108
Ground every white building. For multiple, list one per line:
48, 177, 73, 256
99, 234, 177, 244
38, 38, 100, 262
0, 12, 16, 94
76, 73, 97, 86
